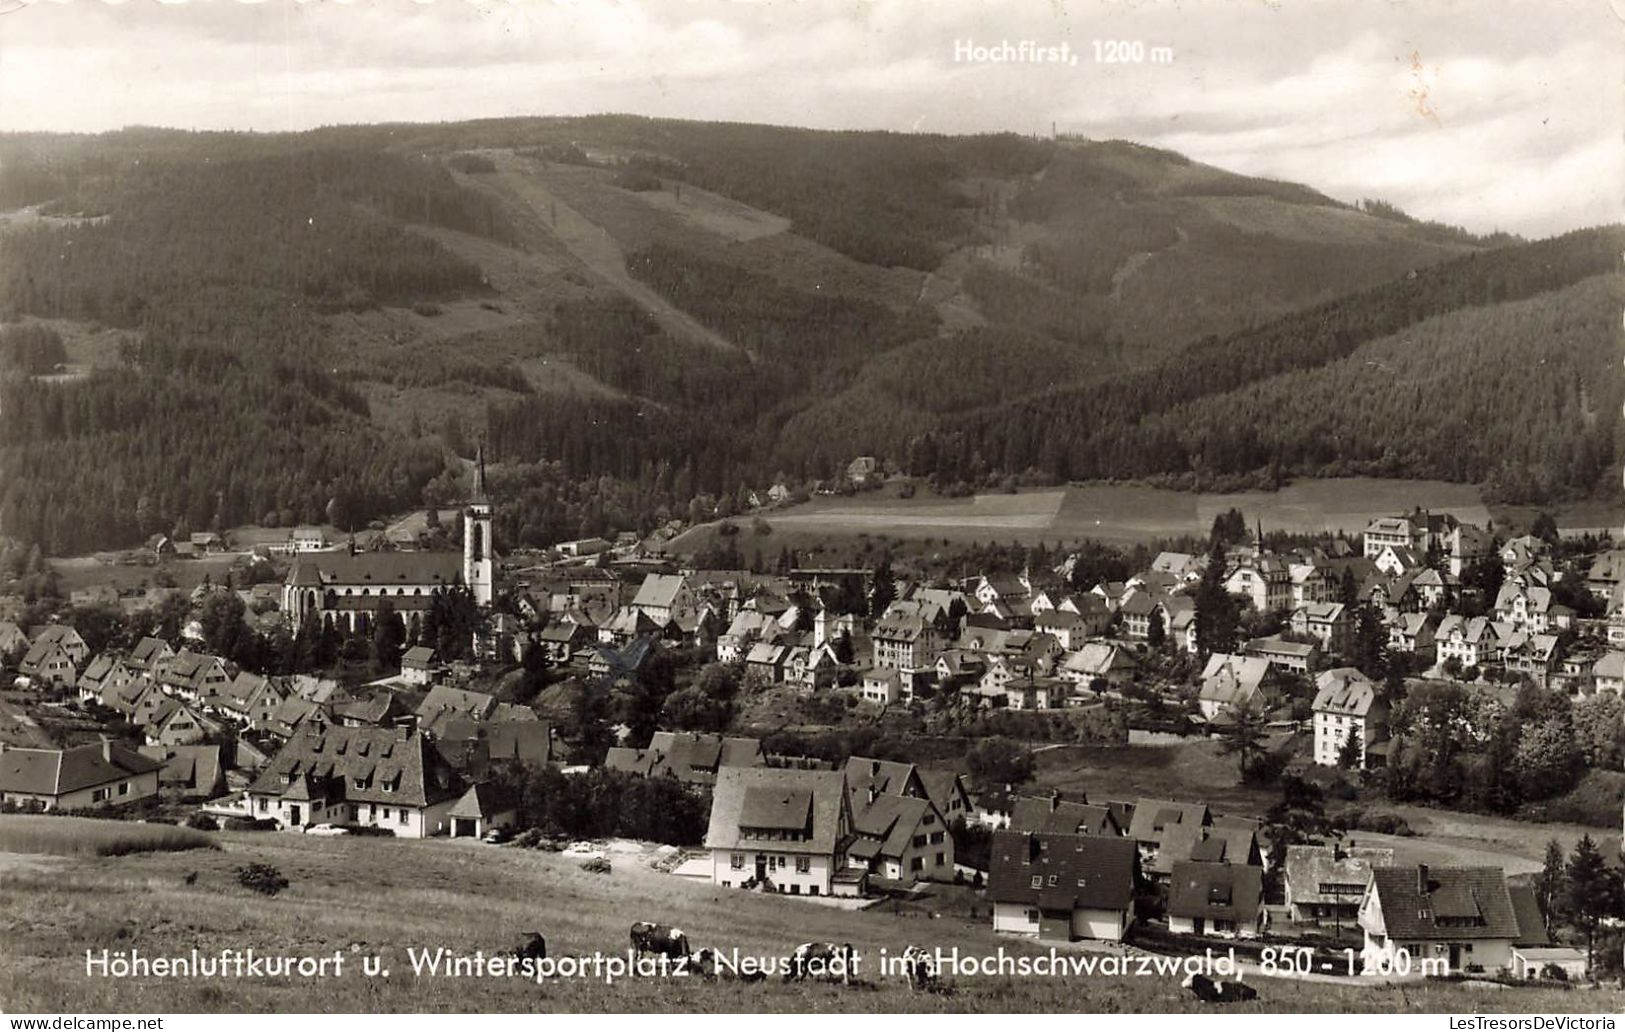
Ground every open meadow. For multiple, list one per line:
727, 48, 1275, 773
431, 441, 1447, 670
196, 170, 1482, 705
668, 478, 1494, 556
1, 825, 1618, 1013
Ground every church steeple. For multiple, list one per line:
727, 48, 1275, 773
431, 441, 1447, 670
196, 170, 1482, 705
464, 443, 493, 607
472, 444, 488, 504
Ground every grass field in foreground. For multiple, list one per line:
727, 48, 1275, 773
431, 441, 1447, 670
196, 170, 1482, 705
1, 831, 1618, 1013
0, 814, 218, 858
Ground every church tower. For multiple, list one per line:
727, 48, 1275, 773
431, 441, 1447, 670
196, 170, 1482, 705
464, 445, 494, 607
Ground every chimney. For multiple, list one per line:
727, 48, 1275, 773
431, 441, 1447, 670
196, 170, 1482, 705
871, 759, 880, 777
101, 736, 113, 762
866, 785, 878, 805
1416, 863, 1430, 894
1050, 789, 1061, 812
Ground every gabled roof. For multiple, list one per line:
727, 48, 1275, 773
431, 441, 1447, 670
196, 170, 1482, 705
705, 766, 848, 855
987, 831, 1137, 912
137, 744, 222, 793
631, 573, 688, 611
246, 722, 463, 809
1167, 861, 1265, 922
283, 551, 463, 589
1126, 798, 1210, 845
415, 685, 496, 724
1009, 794, 1119, 837
401, 646, 437, 667
1199, 653, 1274, 707
0, 741, 162, 797
606, 732, 762, 787
1313, 668, 1379, 717
1284, 844, 1394, 906
1367, 866, 1528, 941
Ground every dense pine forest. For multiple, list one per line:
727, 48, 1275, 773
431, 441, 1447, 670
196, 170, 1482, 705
0, 118, 1618, 557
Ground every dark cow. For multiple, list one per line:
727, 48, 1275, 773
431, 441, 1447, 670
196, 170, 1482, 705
630, 921, 690, 961
783, 942, 856, 984
1182, 973, 1258, 1004
901, 945, 940, 993
511, 932, 547, 963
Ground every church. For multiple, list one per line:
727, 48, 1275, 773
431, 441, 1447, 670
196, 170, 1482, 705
281, 451, 495, 637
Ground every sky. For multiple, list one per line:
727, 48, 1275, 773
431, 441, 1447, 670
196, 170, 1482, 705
0, 0, 1620, 237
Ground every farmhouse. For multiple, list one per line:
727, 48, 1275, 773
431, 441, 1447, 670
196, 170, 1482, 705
987, 830, 1138, 942
705, 766, 864, 897
1359, 865, 1548, 975
246, 722, 464, 837
1167, 861, 1267, 938
0, 740, 162, 811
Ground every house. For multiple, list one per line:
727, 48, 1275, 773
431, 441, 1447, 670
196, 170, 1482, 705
859, 668, 903, 705
209, 672, 287, 727
871, 608, 940, 672
245, 722, 464, 837
846, 456, 879, 485
154, 649, 234, 704
1372, 545, 1423, 578
18, 638, 79, 689
599, 606, 661, 646
1008, 791, 1121, 838
1003, 674, 1072, 710
1058, 642, 1138, 689
1149, 821, 1262, 880
1443, 524, 1493, 578
1504, 633, 1562, 688
1125, 798, 1210, 871
987, 831, 1139, 942
446, 782, 519, 839
537, 619, 594, 664
127, 636, 176, 673
556, 537, 611, 558
783, 643, 841, 690
1494, 580, 1553, 634
1289, 602, 1353, 656
434, 720, 556, 779
705, 766, 864, 897
843, 757, 954, 882
415, 684, 497, 732
1589, 550, 1625, 599
1283, 843, 1394, 927
144, 700, 219, 749
0, 620, 28, 658
1591, 652, 1625, 696
1388, 613, 1439, 662
917, 769, 975, 828
1359, 865, 1549, 975
399, 646, 440, 687
1435, 615, 1508, 670
30, 624, 89, 667
0, 740, 162, 811
1242, 635, 1319, 675
744, 642, 789, 685
631, 573, 693, 626
1312, 668, 1387, 769
1411, 569, 1459, 610
1197, 653, 1279, 721
138, 744, 225, 800
604, 731, 763, 788
1224, 556, 1292, 613
1117, 591, 1161, 640
1167, 861, 1267, 938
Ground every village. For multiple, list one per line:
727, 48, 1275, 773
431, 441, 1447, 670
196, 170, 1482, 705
2, 461, 1623, 992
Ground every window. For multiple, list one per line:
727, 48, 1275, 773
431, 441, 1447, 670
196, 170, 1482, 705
118, 782, 129, 796
730, 854, 745, 870
399, 810, 409, 826
92, 788, 109, 802
936, 852, 945, 866
1047, 874, 1058, 886
1030, 875, 1043, 889
795, 857, 810, 874
809, 886, 819, 896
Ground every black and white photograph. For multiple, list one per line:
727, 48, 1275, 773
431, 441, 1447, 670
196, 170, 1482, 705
0, 0, 1622, 1018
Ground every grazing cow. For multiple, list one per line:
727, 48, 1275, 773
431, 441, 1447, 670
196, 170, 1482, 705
511, 932, 547, 963
630, 921, 690, 960
1182, 973, 1258, 1004
783, 941, 855, 984
901, 944, 940, 993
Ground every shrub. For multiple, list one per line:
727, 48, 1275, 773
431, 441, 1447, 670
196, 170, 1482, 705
185, 813, 219, 832
237, 863, 290, 896
338, 824, 397, 837
223, 816, 280, 832
579, 857, 612, 875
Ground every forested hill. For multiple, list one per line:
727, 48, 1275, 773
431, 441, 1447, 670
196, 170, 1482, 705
0, 118, 1611, 557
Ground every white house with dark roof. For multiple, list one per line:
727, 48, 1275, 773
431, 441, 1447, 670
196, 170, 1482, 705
842, 757, 953, 882
1197, 653, 1279, 721
1167, 861, 1267, 938
1359, 865, 1548, 974
988, 830, 1138, 942
705, 766, 863, 896
1312, 668, 1387, 768
1283, 843, 1394, 926
0, 740, 162, 811
246, 722, 464, 837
